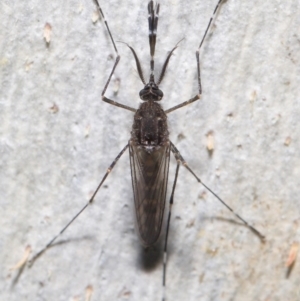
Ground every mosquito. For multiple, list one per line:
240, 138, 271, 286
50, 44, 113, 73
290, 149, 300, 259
30, 0, 265, 300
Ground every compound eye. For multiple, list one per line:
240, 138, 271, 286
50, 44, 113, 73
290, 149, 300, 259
139, 88, 149, 100
139, 85, 164, 101
156, 89, 163, 100
152, 86, 163, 100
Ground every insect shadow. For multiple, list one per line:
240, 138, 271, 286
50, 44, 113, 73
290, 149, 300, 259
28, 0, 265, 300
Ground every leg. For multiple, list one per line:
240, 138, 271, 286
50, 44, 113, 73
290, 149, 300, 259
29, 143, 129, 265
162, 162, 180, 301
93, 0, 136, 113
165, 0, 225, 115
170, 141, 265, 242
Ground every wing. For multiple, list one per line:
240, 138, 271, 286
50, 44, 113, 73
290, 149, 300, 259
129, 142, 170, 246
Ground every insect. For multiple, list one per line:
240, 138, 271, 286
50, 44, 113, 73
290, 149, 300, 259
30, 0, 265, 300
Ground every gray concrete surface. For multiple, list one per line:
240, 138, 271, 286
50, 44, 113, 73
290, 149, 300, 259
1, 0, 300, 300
